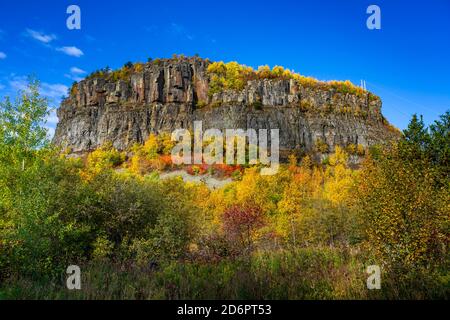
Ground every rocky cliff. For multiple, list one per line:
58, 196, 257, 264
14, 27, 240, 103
53, 57, 399, 155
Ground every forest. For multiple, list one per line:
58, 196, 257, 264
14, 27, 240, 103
0, 79, 448, 299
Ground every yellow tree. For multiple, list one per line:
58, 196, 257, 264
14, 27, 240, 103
357, 146, 449, 270
276, 159, 321, 245
323, 146, 355, 206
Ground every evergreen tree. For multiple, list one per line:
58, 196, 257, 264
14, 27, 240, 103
400, 114, 430, 160
429, 110, 449, 171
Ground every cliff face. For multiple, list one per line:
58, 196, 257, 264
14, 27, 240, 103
53, 57, 398, 154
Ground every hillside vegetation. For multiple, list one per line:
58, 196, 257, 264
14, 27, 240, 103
0, 79, 448, 300
70, 55, 379, 102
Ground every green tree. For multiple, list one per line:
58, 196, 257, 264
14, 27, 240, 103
124, 61, 134, 69
399, 114, 430, 160
358, 113, 449, 272
429, 111, 449, 175
0, 77, 49, 170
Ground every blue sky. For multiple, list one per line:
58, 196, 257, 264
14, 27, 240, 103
0, 0, 449, 137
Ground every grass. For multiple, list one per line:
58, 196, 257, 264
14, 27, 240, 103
1, 248, 447, 300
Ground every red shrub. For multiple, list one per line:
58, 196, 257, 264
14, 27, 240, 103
159, 155, 173, 169
214, 164, 242, 177
222, 204, 265, 251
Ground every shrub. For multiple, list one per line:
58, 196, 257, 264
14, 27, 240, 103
251, 100, 263, 110
195, 100, 207, 109
92, 234, 114, 260
1, 155, 94, 279
70, 82, 78, 96
298, 100, 313, 112
207, 61, 255, 95
210, 101, 222, 108
346, 143, 357, 155
356, 144, 366, 156
133, 63, 144, 73
222, 204, 265, 252
132, 211, 191, 264
129, 153, 153, 175
315, 139, 330, 153
357, 146, 449, 270
213, 164, 242, 177
84, 142, 125, 178
206, 60, 372, 99
142, 134, 159, 159
231, 169, 243, 181
187, 164, 208, 176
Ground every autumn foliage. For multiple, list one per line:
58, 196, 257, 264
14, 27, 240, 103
207, 61, 375, 100
0, 80, 448, 299
222, 204, 265, 250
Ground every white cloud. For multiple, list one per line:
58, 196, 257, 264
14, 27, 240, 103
70, 67, 86, 74
9, 76, 68, 100
40, 83, 69, 99
45, 110, 59, 140
25, 29, 56, 44
57, 46, 84, 57
65, 74, 84, 82
45, 125, 56, 140
46, 109, 59, 126
9, 76, 28, 91
0, 51, 6, 59
65, 66, 87, 82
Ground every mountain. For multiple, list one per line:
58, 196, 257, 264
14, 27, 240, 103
53, 56, 399, 156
